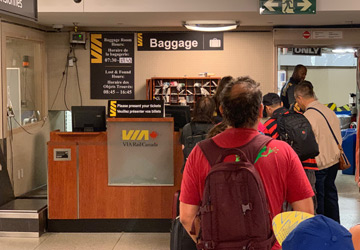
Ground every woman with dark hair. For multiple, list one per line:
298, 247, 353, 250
213, 76, 233, 123
172, 97, 216, 250
192, 96, 216, 123
180, 96, 215, 172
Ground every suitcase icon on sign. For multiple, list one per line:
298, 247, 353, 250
209, 38, 221, 48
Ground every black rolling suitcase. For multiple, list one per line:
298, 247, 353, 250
170, 190, 197, 250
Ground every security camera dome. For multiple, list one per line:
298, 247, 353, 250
74, 0, 82, 3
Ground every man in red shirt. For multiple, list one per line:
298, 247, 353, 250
180, 77, 314, 250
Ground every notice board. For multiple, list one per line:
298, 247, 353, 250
90, 33, 134, 99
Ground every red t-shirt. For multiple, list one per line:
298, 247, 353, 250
180, 127, 314, 250
257, 121, 266, 133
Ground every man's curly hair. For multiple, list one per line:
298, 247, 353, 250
220, 76, 262, 128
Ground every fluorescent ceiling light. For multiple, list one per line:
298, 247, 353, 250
184, 20, 239, 32
332, 48, 355, 53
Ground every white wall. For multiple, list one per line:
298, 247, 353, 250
284, 67, 357, 107
307, 68, 357, 107
47, 31, 275, 110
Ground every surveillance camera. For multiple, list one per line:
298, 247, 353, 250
52, 24, 64, 32
53, 24, 64, 29
74, 0, 82, 3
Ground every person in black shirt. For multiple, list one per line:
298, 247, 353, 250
180, 96, 215, 172
281, 64, 307, 109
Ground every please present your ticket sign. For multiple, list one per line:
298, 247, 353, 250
108, 100, 164, 118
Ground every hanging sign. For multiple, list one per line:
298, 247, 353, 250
292, 47, 322, 56
90, 33, 135, 99
260, 0, 316, 15
0, 0, 37, 20
108, 100, 164, 118
137, 32, 223, 51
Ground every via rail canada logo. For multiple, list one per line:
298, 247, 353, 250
109, 101, 117, 117
122, 129, 158, 147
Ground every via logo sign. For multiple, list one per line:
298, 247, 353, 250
122, 130, 158, 141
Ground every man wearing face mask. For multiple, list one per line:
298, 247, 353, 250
281, 64, 307, 110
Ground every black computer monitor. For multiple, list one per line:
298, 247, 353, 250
165, 105, 191, 131
71, 106, 106, 132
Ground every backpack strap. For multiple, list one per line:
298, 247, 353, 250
190, 121, 211, 136
198, 134, 273, 167
190, 121, 196, 136
307, 107, 340, 145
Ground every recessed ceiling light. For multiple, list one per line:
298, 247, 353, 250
183, 20, 239, 32
332, 48, 355, 53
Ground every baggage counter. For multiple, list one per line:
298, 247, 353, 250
47, 117, 183, 221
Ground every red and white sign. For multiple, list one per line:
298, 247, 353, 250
303, 31, 311, 39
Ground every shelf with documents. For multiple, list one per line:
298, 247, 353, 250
146, 77, 221, 111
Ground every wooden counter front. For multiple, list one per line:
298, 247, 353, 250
48, 119, 183, 219
48, 132, 107, 219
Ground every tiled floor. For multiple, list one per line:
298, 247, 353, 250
0, 171, 358, 250
0, 233, 170, 250
336, 171, 360, 229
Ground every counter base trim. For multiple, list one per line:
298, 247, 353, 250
47, 219, 171, 232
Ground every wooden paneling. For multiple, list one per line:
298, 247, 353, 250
50, 132, 107, 142
48, 130, 183, 219
47, 143, 77, 219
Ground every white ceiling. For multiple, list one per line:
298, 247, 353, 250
36, 0, 360, 29
37, 11, 360, 30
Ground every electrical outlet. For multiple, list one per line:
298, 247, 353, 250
68, 57, 74, 67
17, 170, 21, 179
20, 168, 24, 178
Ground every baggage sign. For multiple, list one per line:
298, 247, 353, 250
137, 32, 223, 51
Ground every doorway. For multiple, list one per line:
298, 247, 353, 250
277, 46, 360, 228
277, 47, 358, 109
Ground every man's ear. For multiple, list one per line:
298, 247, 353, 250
219, 105, 224, 115
259, 104, 264, 118
280, 101, 283, 107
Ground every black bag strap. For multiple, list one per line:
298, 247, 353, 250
189, 122, 210, 136
198, 134, 272, 167
190, 121, 196, 136
307, 107, 340, 146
